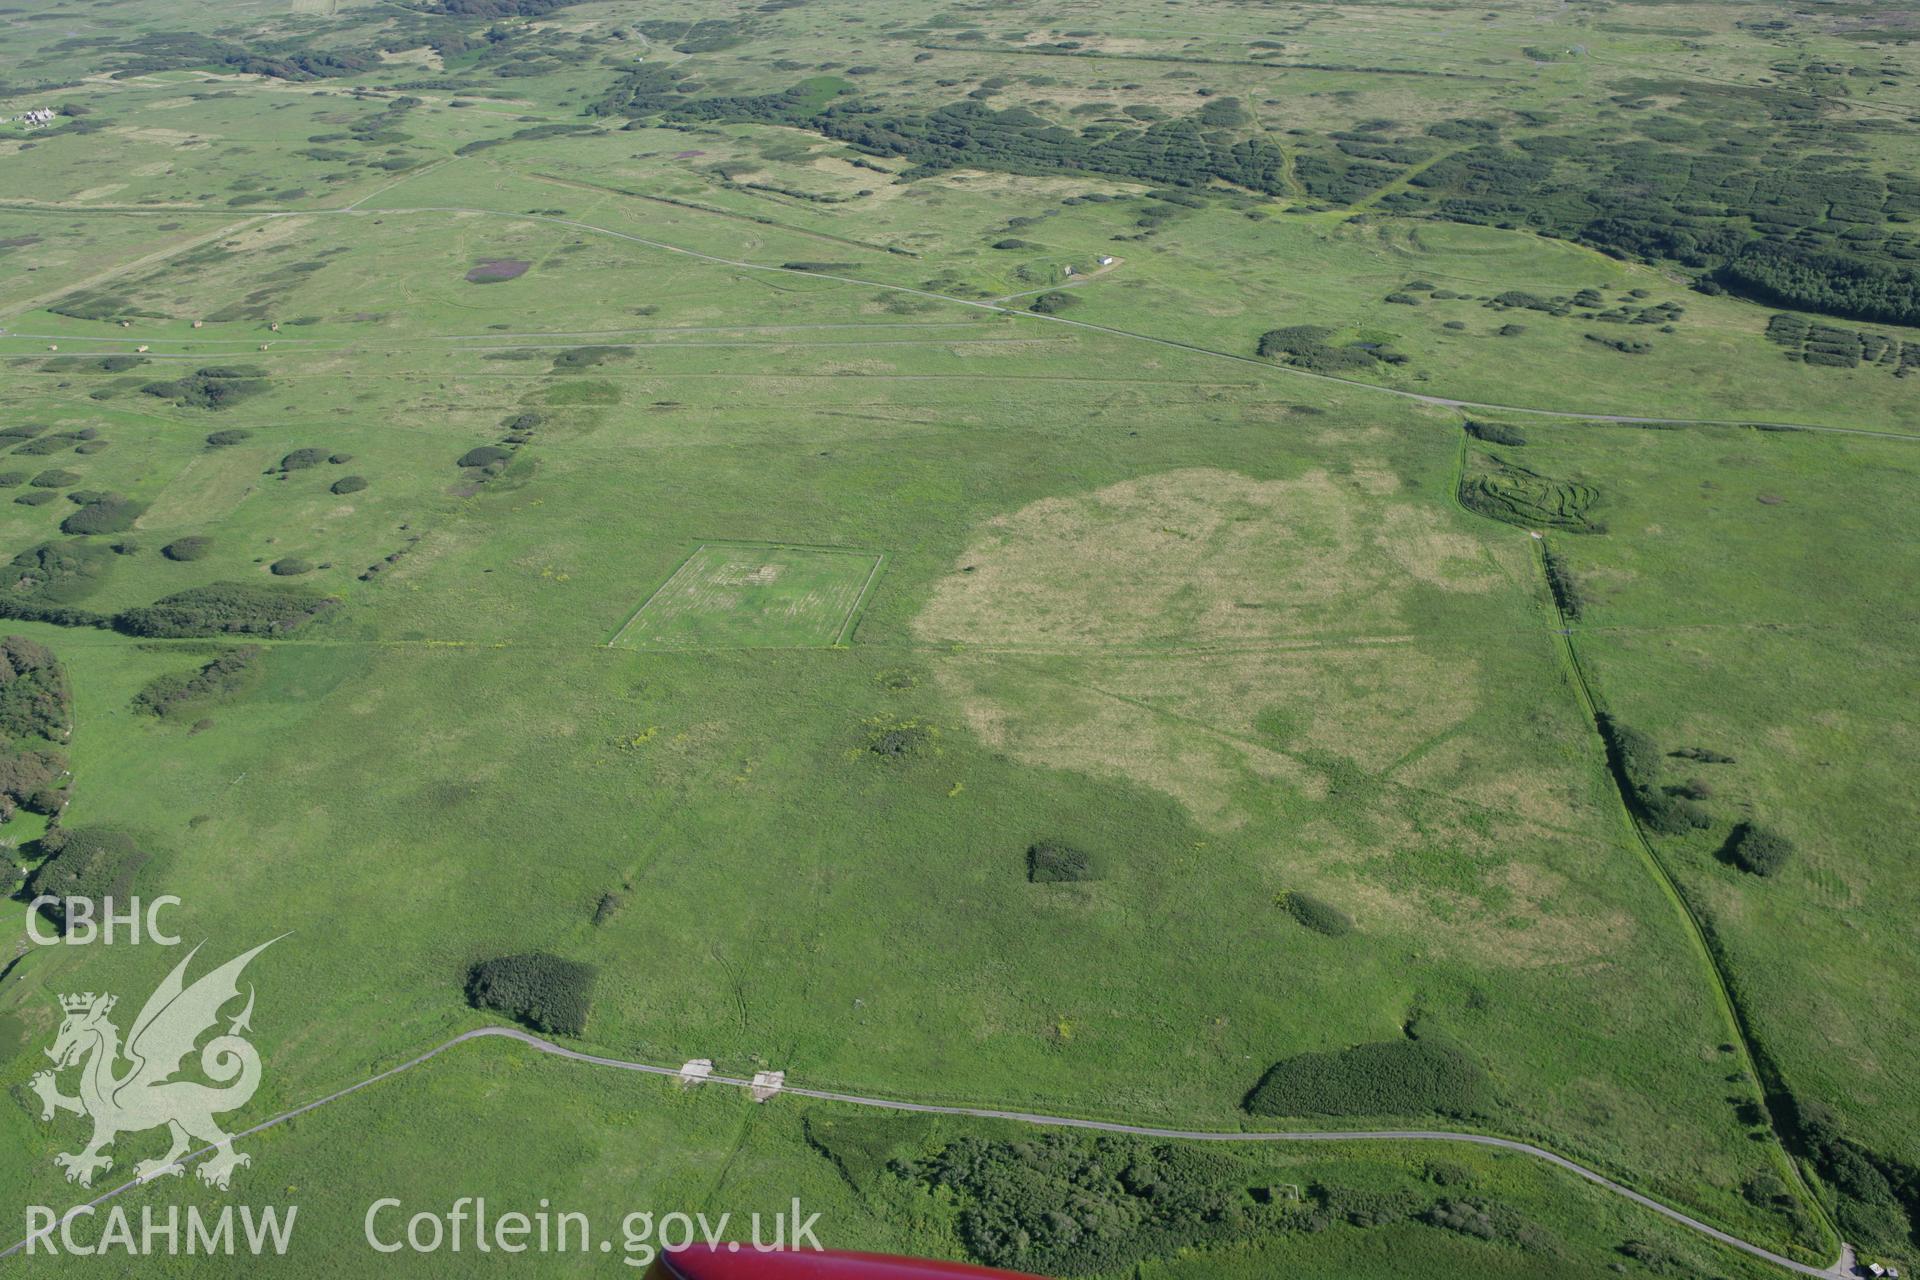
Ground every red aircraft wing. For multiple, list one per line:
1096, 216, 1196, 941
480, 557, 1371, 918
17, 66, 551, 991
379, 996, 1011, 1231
648, 1246, 1049, 1280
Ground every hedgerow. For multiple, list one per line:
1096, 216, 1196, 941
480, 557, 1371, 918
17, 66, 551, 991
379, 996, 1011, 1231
466, 952, 597, 1035
23, 829, 148, 934
60, 495, 144, 536
457, 445, 512, 469
1464, 420, 1526, 446
549, 346, 625, 371
113, 581, 335, 638
7, 540, 115, 605
1722, 822, 1793, 877
1786, 1096, 1919, 1248
900, 1134, 1267, 1275
1028, 839, 1097, 882
161, 537, 212, 562
1672, 745, 1736, 764
1597, 716, 1712, 834
0, 636, 73, 820
141, 368, 269, 411
1543, 545, 1586, 620
276, 447, 330, 472
1245, 1036, 1490, 1118
891, 1129, 1553, 1274
13, 436, 82, 457
1258, 325, 1408, 373
0, 636, 71, 745
1280, 890, 1353, 937
131, 647, 262, 718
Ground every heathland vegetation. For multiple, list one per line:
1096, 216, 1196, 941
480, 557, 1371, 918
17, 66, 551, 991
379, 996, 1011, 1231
0, 0, 1912, 1275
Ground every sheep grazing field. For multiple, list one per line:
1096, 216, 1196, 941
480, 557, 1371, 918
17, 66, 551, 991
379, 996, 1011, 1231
0, 0, 1914, 1276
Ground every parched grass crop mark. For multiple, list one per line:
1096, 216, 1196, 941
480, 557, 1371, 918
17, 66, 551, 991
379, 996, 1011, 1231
524, 171, 915, 258
0, 214, 273, 323
836, 552, 888, 646
998, 653, 1598, 843
608, 541, 886, 651
604, 544, 703, 647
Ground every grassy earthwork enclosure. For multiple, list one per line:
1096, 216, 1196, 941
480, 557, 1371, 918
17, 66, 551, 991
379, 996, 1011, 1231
0, 0, 1916, 1276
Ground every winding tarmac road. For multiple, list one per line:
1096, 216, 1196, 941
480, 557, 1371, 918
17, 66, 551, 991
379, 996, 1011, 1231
0, 1026, 1859, 1276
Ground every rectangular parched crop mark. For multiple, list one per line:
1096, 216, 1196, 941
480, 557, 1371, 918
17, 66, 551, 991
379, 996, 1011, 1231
609, 541, 885, 651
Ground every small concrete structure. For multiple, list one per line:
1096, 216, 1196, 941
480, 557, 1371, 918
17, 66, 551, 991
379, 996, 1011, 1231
677, 1058, 713, 1087
1097, 255, 1116, 266
749, 1070, 785, 1102
1062, 265, 1075, 275
135, 345, 149, 353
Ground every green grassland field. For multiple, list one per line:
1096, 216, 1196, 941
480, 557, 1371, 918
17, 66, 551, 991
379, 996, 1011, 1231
0, 0, 1915, 1276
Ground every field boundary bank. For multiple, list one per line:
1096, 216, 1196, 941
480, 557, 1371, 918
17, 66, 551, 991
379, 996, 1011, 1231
1529, 533, 1845, 1255
0, 1025, 1850, 1275
1437, 431, 1843, 1265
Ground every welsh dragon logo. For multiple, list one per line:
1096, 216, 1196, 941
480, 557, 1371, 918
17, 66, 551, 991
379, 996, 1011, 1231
30, 939, 278, 1191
